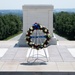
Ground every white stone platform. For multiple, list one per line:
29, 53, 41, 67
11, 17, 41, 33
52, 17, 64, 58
0, 41, 75, 72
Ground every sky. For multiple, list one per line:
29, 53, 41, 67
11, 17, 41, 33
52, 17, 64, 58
0, 0, 75, 9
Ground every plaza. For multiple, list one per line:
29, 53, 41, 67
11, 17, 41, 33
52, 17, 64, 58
0, 41, 75, 73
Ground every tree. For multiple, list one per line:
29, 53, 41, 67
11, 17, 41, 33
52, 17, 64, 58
54, 12, 75, 40
0, 14, 22, 40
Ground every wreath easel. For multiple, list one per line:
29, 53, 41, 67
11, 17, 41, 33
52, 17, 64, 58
26, 23, 51, 63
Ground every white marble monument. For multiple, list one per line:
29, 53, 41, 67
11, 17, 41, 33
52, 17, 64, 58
18, 5, 57, 46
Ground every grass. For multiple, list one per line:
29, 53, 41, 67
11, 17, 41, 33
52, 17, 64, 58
4, 31, 22, 40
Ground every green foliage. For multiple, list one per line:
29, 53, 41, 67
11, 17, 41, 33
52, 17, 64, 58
0, 14, 22, 40
4, 31, 22, 40
54, 12, 75, 40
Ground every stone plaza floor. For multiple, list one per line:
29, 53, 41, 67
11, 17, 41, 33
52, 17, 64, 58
0, 41, 75, 72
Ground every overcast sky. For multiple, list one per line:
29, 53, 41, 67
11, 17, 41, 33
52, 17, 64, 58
0, 0, 75, 9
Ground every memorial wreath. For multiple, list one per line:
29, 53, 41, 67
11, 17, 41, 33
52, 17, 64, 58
26, 23, 51, 50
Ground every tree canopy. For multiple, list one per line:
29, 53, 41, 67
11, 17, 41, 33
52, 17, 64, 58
54, 12, 75, 40
0, 14, 22, 40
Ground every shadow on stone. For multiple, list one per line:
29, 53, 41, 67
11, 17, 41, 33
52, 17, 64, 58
14, 43, 19, 47
14, 43, 28, 48
20, 62, 47, 66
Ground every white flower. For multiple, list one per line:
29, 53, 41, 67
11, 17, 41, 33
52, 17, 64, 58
30, 31, 32, 33
26, 33, 28, 35
30, 27, 33, 30
44, 34, 47, 36
32, 42, 34, 44
48, 34, 50, 38
40, 25, 43, 28
45, 29, 47, 32
30, 42, 32, 44
44, 44, 46, 47
26, 41, 28, 43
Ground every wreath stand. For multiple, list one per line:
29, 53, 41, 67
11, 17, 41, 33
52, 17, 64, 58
27, 30, 49, 63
